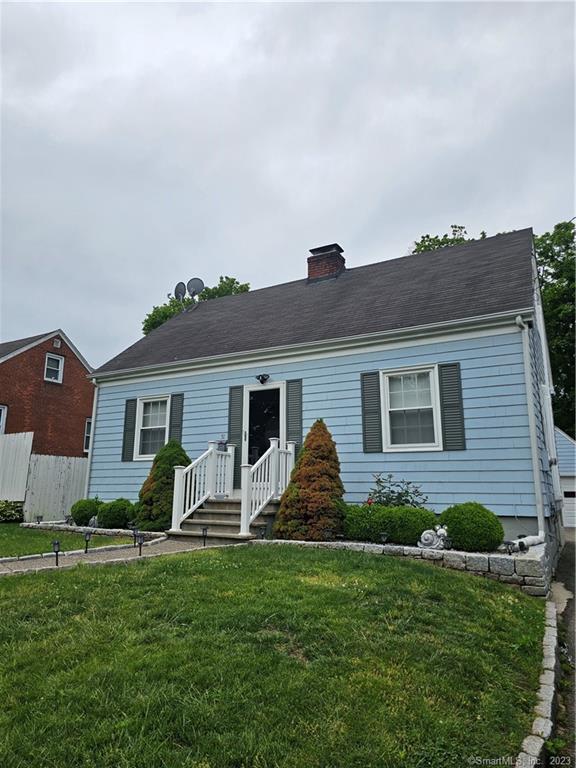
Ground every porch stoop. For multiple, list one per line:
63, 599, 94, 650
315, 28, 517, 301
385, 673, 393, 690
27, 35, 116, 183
168, 498, 280, 546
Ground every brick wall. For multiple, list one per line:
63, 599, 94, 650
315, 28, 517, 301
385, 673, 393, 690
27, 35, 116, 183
0, 335, 94, 457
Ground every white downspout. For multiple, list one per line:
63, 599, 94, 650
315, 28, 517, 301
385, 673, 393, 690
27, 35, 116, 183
515, 315, 545, 546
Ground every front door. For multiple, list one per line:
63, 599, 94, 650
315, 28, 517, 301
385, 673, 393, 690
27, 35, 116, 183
242, 384, 284, 465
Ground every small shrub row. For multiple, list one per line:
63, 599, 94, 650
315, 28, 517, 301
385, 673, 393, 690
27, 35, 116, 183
70, 497, 136, 530
0, 501, 24, 523
343, 504, 436, 546
343, 500, 504, 551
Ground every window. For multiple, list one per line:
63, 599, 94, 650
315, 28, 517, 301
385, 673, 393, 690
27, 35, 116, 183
382, 367, 441, 451
0, 405, 7, 435
84, 418, 92, 453
134, 397, 169, 459
44, 353, 64, 383
564, 490, 576, 499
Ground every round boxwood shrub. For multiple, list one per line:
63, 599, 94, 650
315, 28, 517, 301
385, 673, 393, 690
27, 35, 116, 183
97, 498, 133, 529
70, 498, 101, 527
344, 504, 437, 546
439, 502, 504, 552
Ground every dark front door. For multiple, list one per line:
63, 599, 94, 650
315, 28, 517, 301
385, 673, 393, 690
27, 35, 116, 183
248, 388, 280, 463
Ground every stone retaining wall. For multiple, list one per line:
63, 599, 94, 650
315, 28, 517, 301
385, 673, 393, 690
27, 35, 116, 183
20, 522, 164, 541
250, 539, 553, 597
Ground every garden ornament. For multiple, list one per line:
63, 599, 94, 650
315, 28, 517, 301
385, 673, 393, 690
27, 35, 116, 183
417, 524, 449, 550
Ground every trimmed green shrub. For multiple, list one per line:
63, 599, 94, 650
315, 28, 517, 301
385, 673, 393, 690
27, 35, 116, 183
70, 498, 101, 527
274, 419, 344, 541
439, 502, 504, 552
135, 440, 191, 531
0, 501, 24, 523
344, 504, 437, 546
97, 498, 133, 529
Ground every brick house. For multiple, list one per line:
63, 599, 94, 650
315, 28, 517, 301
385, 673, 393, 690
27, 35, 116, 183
0, 330, 94, 457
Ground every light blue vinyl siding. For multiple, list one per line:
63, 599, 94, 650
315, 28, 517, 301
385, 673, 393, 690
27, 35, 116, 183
555, 427, 576, 477
88, 329, 537, 517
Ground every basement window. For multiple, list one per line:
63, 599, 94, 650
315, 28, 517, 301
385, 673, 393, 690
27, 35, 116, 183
44, 353, 64, 384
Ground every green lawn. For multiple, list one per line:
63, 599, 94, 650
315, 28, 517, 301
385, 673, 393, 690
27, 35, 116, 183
0, 523, 132, 558
0, 545, 544, 768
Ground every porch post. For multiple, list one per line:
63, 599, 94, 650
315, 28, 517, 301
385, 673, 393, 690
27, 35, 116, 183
240, 463, 252, 535
171, 465, 186, 531
207, 441, 218, 498
269, 438, 279, 499
225, 444, 235, 497
286, 441, 296, 477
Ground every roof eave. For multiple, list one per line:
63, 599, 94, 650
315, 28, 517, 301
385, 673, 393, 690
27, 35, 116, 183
92, 307, 534, 383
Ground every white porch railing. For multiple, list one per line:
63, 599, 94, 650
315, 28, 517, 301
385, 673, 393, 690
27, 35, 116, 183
171, 442, 235, 531
240, 438, 296, 535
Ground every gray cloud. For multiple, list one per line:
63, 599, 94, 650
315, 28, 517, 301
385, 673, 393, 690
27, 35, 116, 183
1, 1, 573, 367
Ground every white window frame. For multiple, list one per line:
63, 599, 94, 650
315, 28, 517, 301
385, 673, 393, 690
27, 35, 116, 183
380, 365, 442, 452
83, 418, 92, 454
133, 395, 171, 461
44, 353, 64, 384
0, 405, 7, 435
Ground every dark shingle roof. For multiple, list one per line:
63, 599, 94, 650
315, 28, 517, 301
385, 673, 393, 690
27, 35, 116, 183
0, 331, 55, 361
96, 229, 534, 376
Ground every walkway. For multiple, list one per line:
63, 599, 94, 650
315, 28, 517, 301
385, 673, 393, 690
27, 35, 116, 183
0, 537, 212, 577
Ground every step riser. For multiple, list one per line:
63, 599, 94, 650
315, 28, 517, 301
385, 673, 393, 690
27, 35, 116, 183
183, 523, 242, 535
191, 510, 276, 523
201, 499, 280, 513
169, 533, 251, 546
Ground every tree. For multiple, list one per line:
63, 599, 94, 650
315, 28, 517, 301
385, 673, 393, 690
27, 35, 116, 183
134, 440, 191, 531
142, 276, 250, 335
273, 419, 345, 541
411, 222, 575, 436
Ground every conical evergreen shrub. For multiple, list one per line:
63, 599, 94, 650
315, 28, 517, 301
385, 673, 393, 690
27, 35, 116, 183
134, 440, 191, 531
273, 419, 344, 541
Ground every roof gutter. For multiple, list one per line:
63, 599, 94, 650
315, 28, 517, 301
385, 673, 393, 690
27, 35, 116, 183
91, 308, 534, 383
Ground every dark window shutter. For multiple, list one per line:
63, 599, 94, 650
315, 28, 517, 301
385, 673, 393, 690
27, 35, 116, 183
286, 379, 303, 454
228, 386, 243, 489
361, 372, 382, 453
121, 399, 137, 461
438, 363, 466, 451
168, 393, 184, 443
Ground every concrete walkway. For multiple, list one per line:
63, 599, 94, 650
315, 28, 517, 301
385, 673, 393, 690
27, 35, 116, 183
0, 538, 209, 577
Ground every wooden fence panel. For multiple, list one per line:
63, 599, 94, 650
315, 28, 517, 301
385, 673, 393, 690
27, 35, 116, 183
0, 432, 34, 501
23, 455, 88, 522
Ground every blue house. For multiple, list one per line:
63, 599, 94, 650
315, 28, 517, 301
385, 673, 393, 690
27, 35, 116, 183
86, 229, 563, 549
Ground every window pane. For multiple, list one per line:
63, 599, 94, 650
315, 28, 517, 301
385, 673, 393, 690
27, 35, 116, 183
390, 408, 435, 445
140, 427, 166, 456
389, 372, 431, 409
142, 400, 167, 428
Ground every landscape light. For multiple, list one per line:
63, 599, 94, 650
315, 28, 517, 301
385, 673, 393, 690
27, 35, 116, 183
36, 516, 43, 525
84, 531, 92, 554
132, 527, 139, 548
202, 527, 208, 548
52, 540, 60, 566
136, 532, 145, 556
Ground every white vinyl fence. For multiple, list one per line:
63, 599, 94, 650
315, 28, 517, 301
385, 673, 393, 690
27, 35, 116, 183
0, 432, 33, 501
0, 432, 88, 521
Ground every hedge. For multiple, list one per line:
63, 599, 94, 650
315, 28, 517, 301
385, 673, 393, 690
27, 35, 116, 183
343, 504, 437, 546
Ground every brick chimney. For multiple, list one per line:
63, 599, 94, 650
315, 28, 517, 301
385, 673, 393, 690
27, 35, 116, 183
307, 243, 345, 281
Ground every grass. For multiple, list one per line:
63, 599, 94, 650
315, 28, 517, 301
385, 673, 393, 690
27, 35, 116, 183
0, 545, 544, 768
0, 523, 132, 557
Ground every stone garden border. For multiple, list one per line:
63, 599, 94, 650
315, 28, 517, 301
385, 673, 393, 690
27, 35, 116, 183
249, 538, 553, 597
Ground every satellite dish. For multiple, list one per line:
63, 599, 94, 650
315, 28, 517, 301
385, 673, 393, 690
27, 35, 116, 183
174, 281, 186, 301
187, 278, 205, 298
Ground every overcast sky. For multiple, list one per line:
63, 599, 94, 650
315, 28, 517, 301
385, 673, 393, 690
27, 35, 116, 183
1, 2, 573, 368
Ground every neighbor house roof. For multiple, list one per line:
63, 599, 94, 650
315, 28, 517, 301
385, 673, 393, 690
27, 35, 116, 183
0, 329, 93, 371
95, 228, 535, 377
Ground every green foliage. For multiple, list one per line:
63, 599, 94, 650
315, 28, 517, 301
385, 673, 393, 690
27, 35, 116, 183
142, 276, 250, 335
344, 504, 437, 545
0, 501, 24, 523
70, 498, 102, 527
274, 419, 344, 541
439, 502, 504, 552
367, 473, 428, 508
411, 225, 486, 253
135, 440, 191, 531
97, 498, 133, 529
411, 221, 575, 437
534, 221, 575, 436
